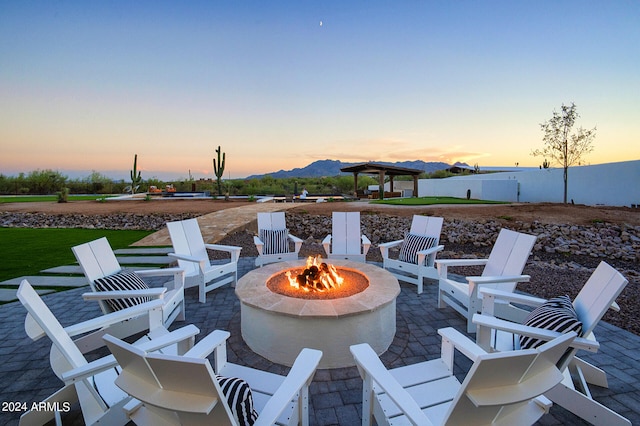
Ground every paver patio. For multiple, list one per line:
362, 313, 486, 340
1, 256, 639, 425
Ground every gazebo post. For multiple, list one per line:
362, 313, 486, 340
389, 176, 395, 193
378, 171, 385, 200
352, 172, 359, 197
413, 176, 418, 197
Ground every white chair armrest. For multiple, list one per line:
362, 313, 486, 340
64, 299, 165, 338
436, 258, 489, 267
472, 314, 600, 352
379, 239, 403, 260
254, 236, 264, 256
290, 233, 303, 254
361, 235, 371, 255
288, 233, 303, 244
479, 288, 547, 307
168, 252, 202, 264
438, 327, 487, 362
82, 288, 167, 301
205, 244, 242, 262
378, 240, 404, 249
183, 330, 231, 359
64, 325, 201, 383
322, 234, 332, 254
350, 343, 432, 425
204, 243, 242, 254
416, 245, 445, 265
436, 258, 489, 278
416, 245, 444, 256
134, 267, 184, 278
467, 274, 531, 285
255, 348, 323, 426
135, 267, 185, 290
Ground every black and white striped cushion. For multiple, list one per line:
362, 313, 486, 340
519, 295, 583, 349
259, 228, 289, 255
93, 271, 151, 312
398, 233, 437, 264
217, 375, 258, 426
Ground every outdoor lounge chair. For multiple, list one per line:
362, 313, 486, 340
73, 237, 185, 338
379, 215, 444, 294
253, 212, 303, 267
351, 327, 576, 426
322, 211, 371, 262
473, 261, 631, 425
104, 330, 322, 426
167, 218, 242, 303
16, 279, 209, 426
437, 228, 536, 332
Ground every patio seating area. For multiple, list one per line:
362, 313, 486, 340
2, 254, 640, 425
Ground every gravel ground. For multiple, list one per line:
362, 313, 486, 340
214, 223, 640, 336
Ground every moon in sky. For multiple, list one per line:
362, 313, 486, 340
319, 21, 323, 27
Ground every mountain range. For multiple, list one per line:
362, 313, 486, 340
246, 159, 468, 179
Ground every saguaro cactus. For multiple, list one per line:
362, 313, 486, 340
213, 146, 226, 196
130, 154, 142, 194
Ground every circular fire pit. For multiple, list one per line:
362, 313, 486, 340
235, 259, 400, 369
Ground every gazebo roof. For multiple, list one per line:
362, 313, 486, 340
340, 162, 423, 176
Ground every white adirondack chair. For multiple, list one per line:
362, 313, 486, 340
104, 330, 323, 426
351, 327, 576, 426
379, 215, 444, 294
322, 212, 371, 262
73, 237, 186, 338
16, 279, 209, 426
253, 212, 303, 267
167, 218, 242, 303
437, 228, 536, 332
473, 261, 631, 425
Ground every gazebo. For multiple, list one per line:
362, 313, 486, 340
340, 162, 423, 199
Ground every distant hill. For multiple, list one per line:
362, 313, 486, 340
246, 159, 462, 179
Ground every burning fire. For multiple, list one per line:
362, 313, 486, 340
286, 256, 344, 292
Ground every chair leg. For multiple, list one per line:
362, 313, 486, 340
545, 383, 631, 425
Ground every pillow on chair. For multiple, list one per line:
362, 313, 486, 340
93, 271, 152, 312
519, 295, 582, 349
217, 375, 258, 426
259, 228, 289, 255
398, 233, 437, 264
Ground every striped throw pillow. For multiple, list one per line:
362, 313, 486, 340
259, 228, 289, 255
217, 375, 258, 426
398, 233, 437, 264
93, 271, 151, 312
519, 295, 583, 349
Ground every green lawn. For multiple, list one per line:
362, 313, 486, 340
0, 228, 153, 283
0, 195, 114, 203
370, 196, 508, 205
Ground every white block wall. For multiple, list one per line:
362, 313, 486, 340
417, 160, 640, 207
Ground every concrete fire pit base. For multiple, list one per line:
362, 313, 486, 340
235, 260, 400, 369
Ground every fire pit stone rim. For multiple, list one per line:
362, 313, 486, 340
235, 259, 400, 319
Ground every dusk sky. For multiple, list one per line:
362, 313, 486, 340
1, 1, 638, 180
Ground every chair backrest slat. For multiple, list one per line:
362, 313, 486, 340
258, 212, 287, 231
18, 280, 88, 373
73, 237, 121, 285
482, 229, 536, 292
332, 212, 361, 255
409, 215, 443, 240
573, 261, 628, 337
167, 219, 202, 276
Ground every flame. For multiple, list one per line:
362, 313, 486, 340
285, 255, 344, 292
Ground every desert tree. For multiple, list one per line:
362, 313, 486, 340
532, 102, 596, 203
